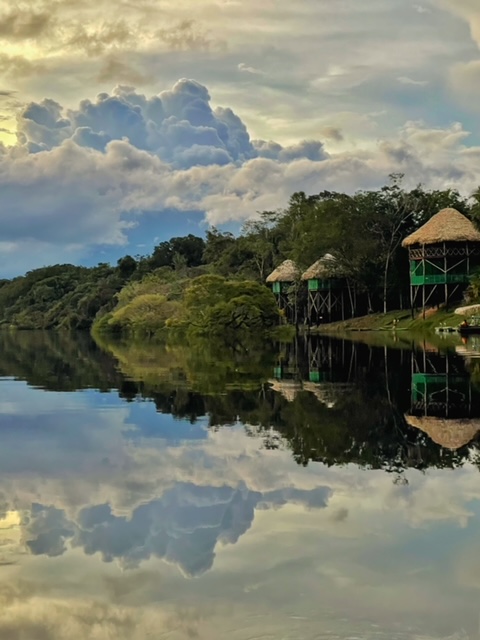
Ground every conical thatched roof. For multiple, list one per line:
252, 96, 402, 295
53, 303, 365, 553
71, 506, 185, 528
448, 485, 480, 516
266, 259, 300, 283
402, 208, 480, 247
301, 253, 344, 280
405, 415, 480, 450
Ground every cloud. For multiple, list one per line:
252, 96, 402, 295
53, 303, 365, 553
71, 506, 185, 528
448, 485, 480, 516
397, 76, 429, 86
96, 58, 152, 86
157, 20, 226, 52
2, 77, 480, 273
65, 21, 134, 56
23, 483, 330, 576
319, 126, 344, 142
0, 9, 53, 41
435, 0, 480, 48
0, 54, 46, 79
238, 63, 265, 75
413, 3, 431, 13
449, 59, 480, 106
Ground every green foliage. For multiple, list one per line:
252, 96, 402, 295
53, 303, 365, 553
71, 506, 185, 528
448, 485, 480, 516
149, 234, 205, 269
104, 294, 181, 335
465, 269, 480, 304
169, 274, 279, 337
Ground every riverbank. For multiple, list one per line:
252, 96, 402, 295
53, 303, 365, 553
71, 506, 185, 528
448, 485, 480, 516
313, 308, 464, 334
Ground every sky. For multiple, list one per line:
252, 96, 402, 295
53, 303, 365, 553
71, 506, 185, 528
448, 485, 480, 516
2, 0, 480, 275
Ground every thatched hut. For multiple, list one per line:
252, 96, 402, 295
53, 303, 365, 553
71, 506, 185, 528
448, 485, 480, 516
266, 259, 300, 321
402, 208, 480, 313
266, 259, 300, 287
405, 416, 480, 451
301, 254, 347, 324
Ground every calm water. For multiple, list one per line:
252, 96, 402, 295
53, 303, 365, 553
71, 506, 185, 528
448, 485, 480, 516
1, 330, 480, 639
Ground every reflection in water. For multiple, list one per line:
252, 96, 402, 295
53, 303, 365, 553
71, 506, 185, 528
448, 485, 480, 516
407, 346, 480, 450
1, 331, 480, 637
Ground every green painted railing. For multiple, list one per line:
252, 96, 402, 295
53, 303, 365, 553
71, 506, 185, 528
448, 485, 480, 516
410, 274, 469, 285
308, 278, 341, 291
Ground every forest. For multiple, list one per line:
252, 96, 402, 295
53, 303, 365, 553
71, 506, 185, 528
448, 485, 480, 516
1, 175, 480, 335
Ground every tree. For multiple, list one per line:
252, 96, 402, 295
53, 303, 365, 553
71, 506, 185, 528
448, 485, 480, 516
169, 275, 279, 336
356, 175, 419, 313
170, 235, 205, 267
117, 255, 137, 278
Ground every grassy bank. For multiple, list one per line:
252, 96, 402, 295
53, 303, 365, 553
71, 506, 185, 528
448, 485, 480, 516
314, 308, 464, 334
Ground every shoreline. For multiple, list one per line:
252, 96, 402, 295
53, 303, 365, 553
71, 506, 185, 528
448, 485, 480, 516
306, 308, 465, 335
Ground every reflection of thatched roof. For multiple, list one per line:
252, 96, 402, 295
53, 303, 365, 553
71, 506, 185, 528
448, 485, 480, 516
456, 344, 480, 358
266, 260, 300, 283
402, 208, 480, 247
303, 381, 353, 408
301, 254, 344, 280
405, 415, 480, 450
268, 379, 302, 402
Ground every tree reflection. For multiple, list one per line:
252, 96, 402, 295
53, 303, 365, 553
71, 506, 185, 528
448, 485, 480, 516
1, 330, 480, 474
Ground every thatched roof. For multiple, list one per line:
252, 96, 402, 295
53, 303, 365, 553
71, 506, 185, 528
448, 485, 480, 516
268, 379, 302, 402
301, 253, 344, 280
402, 208, 480, 247
405, 415, 480, 450
454, 304, 480, 316
266, 259, 300, 283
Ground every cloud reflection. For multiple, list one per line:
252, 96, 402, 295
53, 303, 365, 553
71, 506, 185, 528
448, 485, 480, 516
24, 483, 331, 576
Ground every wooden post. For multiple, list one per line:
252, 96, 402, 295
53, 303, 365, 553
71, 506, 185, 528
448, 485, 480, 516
444, 242, 448, 308
422, 245, 426, 320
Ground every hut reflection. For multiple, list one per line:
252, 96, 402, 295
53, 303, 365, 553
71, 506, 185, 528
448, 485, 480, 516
406, 344, 480, 450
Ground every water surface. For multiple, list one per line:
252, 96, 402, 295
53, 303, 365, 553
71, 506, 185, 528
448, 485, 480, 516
0, 330, 480, 639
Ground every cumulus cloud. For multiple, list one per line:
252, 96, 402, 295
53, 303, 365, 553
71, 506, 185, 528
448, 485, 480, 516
1, 76, 480, 273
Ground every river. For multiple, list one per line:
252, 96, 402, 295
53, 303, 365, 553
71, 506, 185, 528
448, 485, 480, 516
0, 329, 479, 639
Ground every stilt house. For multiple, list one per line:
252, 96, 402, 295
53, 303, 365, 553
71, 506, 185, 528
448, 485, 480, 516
302, 254, 347, 324
266, 259, 300, 322
402, 208, 480, 314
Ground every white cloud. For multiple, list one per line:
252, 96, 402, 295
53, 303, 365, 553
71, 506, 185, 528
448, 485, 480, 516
397, 76, 430, 86
237, 63, 264, 75
1, 77, 480, 272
